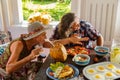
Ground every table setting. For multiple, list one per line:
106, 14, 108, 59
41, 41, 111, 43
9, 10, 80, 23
35, 43, 120, 80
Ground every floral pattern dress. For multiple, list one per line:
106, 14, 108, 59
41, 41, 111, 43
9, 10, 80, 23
0, 38, 42, 80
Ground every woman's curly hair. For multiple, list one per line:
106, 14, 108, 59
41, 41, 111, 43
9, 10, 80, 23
58, 12, 75, 38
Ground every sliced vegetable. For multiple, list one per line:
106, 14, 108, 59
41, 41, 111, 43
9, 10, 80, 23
50, 62, 64, 72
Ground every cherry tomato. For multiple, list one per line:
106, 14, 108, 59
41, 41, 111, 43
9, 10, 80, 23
93, 57, 99, 62
49, 72, 54, 76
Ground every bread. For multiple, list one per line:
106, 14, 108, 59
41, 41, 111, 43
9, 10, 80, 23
50, 43, 67, 61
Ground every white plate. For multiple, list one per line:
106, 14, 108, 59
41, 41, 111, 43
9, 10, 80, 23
83, 62, 120, 80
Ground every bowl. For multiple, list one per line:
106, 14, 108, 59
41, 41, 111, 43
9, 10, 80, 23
94, 46, 109, 56
72, 54, 90, 66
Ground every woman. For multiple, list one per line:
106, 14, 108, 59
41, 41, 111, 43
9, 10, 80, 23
51, 12, 103, 48
0, 22, 84, 80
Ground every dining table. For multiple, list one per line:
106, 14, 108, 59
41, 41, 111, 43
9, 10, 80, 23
35, 48, 120, 80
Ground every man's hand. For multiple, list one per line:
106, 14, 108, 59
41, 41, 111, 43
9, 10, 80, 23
80, 37, 89, 41
69, 37, 89, 45
69, 36, 82, 45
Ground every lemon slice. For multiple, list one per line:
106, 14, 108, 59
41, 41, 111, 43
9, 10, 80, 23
114, 54, 120, 63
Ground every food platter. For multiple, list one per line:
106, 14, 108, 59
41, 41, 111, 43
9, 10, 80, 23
46, 64, 79, 80
83, 62, 120, 80
67, 46, 89, 56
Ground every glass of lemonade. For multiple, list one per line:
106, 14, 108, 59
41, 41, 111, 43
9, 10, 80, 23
110, 43, 120, 64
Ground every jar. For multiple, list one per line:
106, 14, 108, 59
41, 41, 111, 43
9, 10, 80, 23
110, 43, 120, 64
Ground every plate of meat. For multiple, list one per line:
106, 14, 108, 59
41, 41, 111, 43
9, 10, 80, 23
67, 46, 90, 56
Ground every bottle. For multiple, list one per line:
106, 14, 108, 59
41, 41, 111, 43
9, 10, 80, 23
37, 53, 46, 62
34, 44, 46, 62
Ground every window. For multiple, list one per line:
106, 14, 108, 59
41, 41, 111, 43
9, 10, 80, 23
22, 0, 71, 21
0, 0, 80, 28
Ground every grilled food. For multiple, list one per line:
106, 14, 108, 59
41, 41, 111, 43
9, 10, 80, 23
58, 65, 74, 79
67, 46, 89, 56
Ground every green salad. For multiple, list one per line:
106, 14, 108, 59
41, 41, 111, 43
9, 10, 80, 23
49, 62, 65, 78
50, 62, 65, 72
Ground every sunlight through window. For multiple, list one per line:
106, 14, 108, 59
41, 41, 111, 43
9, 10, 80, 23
22, 0, 71, 22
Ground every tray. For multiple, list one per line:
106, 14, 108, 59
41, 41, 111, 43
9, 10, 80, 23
83, 62, 120, 80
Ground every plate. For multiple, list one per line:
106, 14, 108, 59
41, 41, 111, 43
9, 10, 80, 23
46, 64, 79, 80
67, 46, 90, 56
83, 62, 120, 80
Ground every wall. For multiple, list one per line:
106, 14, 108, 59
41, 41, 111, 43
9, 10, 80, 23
114, 0, 120, 41
8, 22, 58, 39
79, 0, 119, 46
8, 26, 28, 39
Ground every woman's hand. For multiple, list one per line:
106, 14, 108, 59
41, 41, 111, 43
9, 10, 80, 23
43, 39, 54, 48
29, 48, 43, 60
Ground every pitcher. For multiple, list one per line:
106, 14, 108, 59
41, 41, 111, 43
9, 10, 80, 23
110, 43, 120, 64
